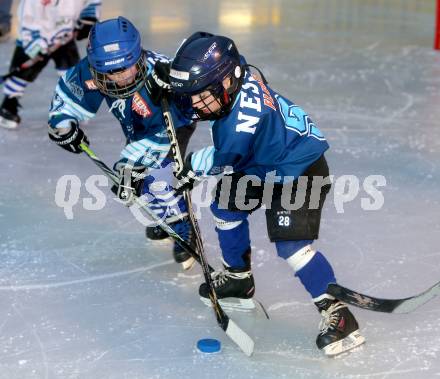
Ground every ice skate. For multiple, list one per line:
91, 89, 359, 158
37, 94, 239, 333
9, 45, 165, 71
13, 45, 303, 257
146, 224, 169, 240
199, 266, 256, 311
145, 218, 196, 270
147, 221, 197, 269
315, 298, 365, 356
173, 246, 195, 271
172, 217, 196, 270
0, 96, 21, 129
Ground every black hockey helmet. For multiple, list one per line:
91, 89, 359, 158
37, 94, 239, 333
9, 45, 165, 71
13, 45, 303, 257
170, 32, 243, 120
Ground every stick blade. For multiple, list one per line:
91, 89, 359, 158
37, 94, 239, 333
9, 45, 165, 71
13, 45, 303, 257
225, 319, 255, 356
392, 280, 440, 313
328, 281, 440, 314
327, 283, 399, 312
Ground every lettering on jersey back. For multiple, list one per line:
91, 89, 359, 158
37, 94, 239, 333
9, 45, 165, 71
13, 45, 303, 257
240, 85, 261, 112
132, 92, 152, 118
236, 112, 259, 134
236, 75, 262, 134
235, 75, 277, 134
254, 76, 276, 111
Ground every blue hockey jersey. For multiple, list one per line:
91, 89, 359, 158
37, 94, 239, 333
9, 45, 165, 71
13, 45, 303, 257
48, 50, 190, 167
193, 70, 329, 183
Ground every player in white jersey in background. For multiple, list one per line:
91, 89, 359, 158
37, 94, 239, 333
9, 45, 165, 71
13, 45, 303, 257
0, 0, 101, 129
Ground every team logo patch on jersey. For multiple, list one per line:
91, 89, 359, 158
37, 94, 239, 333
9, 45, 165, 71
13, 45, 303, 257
85, 80, 98, 90
132, 92, 152, 118
66, 79, 84, 101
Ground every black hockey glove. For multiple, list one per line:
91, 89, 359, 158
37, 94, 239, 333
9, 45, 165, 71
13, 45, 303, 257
74, 17, 98, 41
111, 162, 148, 206
174, 153, 199, 194
145, 61, 171, 105
48, 121, 89, 154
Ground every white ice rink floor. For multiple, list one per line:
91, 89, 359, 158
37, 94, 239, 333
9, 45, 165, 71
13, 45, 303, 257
1, 1, 440, 378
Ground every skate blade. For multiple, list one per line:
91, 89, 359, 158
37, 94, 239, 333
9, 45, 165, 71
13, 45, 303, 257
0, 119, 18, 129
322, 330, 365, 357
181, 257, 196, 271
200, 296, 256, 312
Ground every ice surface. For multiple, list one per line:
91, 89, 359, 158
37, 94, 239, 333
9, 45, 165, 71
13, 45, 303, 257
1, 0, 440, 378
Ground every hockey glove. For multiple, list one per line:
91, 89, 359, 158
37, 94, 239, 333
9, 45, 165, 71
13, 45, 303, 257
145, 61, 171, 105
74, 17, 98, 41
174, 153, 199, 194
112, 161, 148, 206
48, 121, 89, 154
24, 37, 48, 60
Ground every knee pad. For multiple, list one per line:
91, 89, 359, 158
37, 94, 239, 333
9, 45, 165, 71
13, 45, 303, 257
210, 201, 248, 224
286, 245, 316, 273
275, 239, 313, 260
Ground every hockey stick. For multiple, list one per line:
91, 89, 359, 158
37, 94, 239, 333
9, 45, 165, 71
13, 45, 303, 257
327, 280, 440, 313
78, 142, 210, 265
80, 142, 254, 355
160, 97, 255, 356
0, 39, 70, 85
1, 54, 49, 85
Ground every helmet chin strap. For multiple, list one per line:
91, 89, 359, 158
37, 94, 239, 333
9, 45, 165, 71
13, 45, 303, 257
222, 89, 230, 105
243, 64, 268, 84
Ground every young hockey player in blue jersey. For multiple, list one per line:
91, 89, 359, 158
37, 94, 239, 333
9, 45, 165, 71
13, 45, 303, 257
0, 0, 101, 129
47, 17, 196, 270
164, 32, 365, 355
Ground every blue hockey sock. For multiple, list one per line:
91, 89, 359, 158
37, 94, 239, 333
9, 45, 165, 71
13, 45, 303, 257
275, 240, 313, 259
285, 247, 336, 299
172, 218, 192, 254
211, 201, 251, 269
218, 220, 251, 268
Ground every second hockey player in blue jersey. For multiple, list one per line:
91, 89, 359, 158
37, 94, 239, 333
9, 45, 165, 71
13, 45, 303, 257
48, 17, 196, 270
166, 32, 366, 356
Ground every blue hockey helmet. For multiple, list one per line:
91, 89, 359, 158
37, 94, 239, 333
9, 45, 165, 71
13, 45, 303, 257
87, 17, 147, 98
170, 32, 243, 120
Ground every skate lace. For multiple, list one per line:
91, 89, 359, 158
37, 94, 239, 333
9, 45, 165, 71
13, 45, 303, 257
318, 302, 347, 334
211, 271, 229, 288
211, 270, 249, 288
